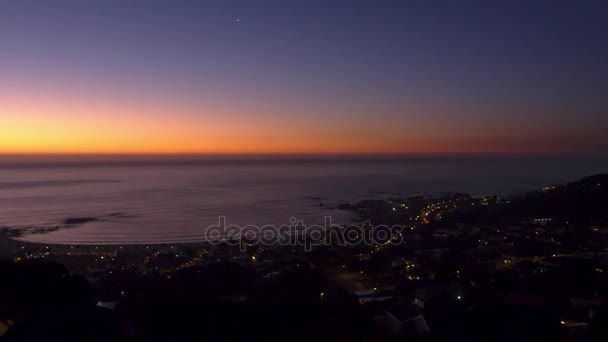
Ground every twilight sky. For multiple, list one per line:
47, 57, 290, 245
1, 0, 607, 155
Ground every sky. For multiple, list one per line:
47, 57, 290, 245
1, 0, 607, 155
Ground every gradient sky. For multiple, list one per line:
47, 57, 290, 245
1, 0, 607, 155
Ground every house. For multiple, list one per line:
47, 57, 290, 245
354, 289, 395, 305
386, 300, 430, 336
96, 301, 118, 310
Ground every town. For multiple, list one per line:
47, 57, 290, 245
2, 174, 608, 340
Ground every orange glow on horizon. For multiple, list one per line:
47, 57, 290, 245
0, 91, 600, 156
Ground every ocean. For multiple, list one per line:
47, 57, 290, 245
1, 155, 606, 245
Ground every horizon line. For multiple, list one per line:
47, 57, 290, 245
0, 151, 605, 159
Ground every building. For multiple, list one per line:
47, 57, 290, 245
386, 300, 430, 336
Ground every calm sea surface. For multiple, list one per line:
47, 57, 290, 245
1, 156, 606, 244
